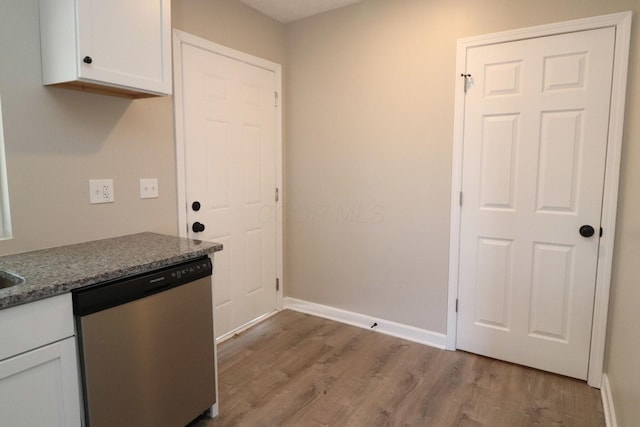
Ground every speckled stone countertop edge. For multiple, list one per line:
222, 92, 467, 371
0, 232, 223, 310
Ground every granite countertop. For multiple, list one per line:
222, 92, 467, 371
0, 232, 223, 310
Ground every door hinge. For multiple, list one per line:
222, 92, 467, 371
600, 227, 603, 237
461, 73, 471, 93
455, 298, 459, 313
275, 91, 279, 107
276, 278, 280, 291
459, 191, 463, 206
275, 187, 279, 202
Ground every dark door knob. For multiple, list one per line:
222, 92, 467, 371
192, 222, 205, 233
83, 56, 93, 64
579, 225, 595, 238
192, 201, 201, 211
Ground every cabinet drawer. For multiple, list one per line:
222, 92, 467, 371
0, 294, 74, 361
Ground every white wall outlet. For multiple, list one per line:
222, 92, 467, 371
139, 178, 159, 199
89, 179, 114, 204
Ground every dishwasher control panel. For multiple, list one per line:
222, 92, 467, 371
72, 256, 212, 316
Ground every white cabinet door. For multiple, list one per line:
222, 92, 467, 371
0, 338, 82, 427
39, 0, 171, 97
76, 0, 171, 94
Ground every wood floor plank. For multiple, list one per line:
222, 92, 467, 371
188, 310, 604, 427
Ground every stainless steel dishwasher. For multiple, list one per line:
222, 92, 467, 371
72, 256, 216, 427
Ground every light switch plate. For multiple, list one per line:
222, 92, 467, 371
89, 179, 114, 204
139, 178, 159, 199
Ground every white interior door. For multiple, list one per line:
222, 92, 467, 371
457, 27, 615, 379
181, 43, 278, 339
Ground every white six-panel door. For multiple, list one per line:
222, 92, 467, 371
457, 27, 615, 379
181, 43, 278, 339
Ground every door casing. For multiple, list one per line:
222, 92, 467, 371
447, 11, 632, 388
172, 29, 284, 314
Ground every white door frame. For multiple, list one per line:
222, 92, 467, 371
447, 12, 632, 388
172, 30, 284, 311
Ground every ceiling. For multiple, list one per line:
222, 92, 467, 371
239, 0, 365, 23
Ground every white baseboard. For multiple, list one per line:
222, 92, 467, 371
601, 374, 618, 427
216, 309, 279, 344
284, 297, 447, 350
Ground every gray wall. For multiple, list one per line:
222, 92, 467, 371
173, 0, 285, 63
284, 0, 639, 423
605, 0, 640, 423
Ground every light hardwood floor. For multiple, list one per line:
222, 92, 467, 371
189, 310, 604, 426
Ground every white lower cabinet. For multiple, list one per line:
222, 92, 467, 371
0, 338, 81, 427
0, 294, 82, 427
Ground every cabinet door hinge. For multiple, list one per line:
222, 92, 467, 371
455, 298, 459, 313
275, 187, 279, 202
276, 278, 280, 291
459, 191, 463, 206
275, 91, 279, 107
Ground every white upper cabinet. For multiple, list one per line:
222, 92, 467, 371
39, 0, 172, 98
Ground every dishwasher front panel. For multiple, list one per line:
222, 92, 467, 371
77, 275, 215, 427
